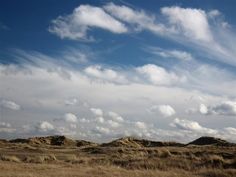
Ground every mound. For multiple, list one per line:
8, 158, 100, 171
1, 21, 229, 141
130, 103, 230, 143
135, 139, 184, 147
76, 140, 97, 147
101, 137, 143, 148
101, 137, 184, 148
28, 135, 76, 146
188, 136, 235, 146
9, 136, 96, 147
9, 138, 30, 144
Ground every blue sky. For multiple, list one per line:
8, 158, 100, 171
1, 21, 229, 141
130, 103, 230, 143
0, 0, 236, 142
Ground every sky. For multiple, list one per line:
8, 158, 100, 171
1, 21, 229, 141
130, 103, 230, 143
0, 0, 236, 143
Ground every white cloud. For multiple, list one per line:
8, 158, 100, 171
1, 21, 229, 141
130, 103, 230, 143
47, 3, 236, 67
79, 118, 90, 123
2, 49, 236, 142
136, 64, 186, 86
0, 99, 20, 110
0, 122, 11, 128
64, 113, 78, 123
35, 121, 55, 133
95, 126, 110, 135
65, 98, 77, 106
95, 117, 105, 123
107, 120, 120, 128
149, 104, 175, 117
207, 9, 221, 18
57, 126, 76, 136
49, 5, 127, 41
223, 127, 236, 135
103, 2, 169, 34
135, 121, 147, 130
171, 118, 217, 134
90, 108, 103, 117
108, 111, 124, 122
199, 104, 208, 115
0, 122, 15, 133
62, 49, 89, 64
160, 6, 236, 67
84, 65, 127, 84
148, 47, 194, 61
161, 6, 213, 42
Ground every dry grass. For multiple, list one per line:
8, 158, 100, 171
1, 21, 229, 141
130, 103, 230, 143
0, 155, 21, 163
0, 140, 235, 177
24, 154, 57, 163
0, 162, 200, 177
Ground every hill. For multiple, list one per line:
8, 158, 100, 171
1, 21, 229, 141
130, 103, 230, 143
188, 136, 235, 146
9, 135, 97, 147
101, 137, 184, 148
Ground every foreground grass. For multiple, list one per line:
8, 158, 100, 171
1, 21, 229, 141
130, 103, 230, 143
0, 140, 235, 177
0, 162, 199, 177
1, 162, 236, 177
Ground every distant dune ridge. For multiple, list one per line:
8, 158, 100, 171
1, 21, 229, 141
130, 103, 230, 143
188, 136, 235, 146
101, 137, 185, 148
8, 135, 97, 147
2, 135, 235, 147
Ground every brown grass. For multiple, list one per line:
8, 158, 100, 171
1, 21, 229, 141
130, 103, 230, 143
0, 155, 21, 163
0, 139, 235, 177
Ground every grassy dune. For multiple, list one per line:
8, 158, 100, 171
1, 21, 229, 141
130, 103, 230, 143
0, 136, 235, 177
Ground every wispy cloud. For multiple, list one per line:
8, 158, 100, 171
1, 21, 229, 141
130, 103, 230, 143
49, 3, 236, 68
146, 47, 194, 61
0, 99, 21, 110
170, 118, 217, 134
49, 5, 128, 41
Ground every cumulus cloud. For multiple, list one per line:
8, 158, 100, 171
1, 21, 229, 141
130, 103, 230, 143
161, 6, 213, 42
148, 47, 194, 61
171, 118, 217, 134
64, 113, 78, 123
107, 111, 124, 122
34, 121, 55, 133
56, 126, 76, 136
135, 121, 147, 130
95, 117, 105, 123
90, 108, 103, 117
94, 126, 110, 135
0, 99, 20, 110
149, 104, 175, 117
0, 122, 15, 133
84, 65, 127, 84
79, 118, 90, 123
199, 104, 208, 115
0, 122, 11, 128
49, 5, 127, 41
136, 64, 186, 86
65, 98, 77, 106
107, 120, 120, 128
2, 49, 236, 142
